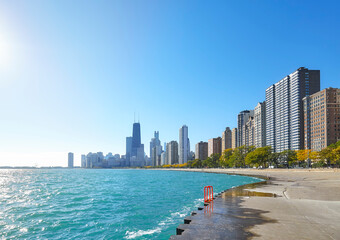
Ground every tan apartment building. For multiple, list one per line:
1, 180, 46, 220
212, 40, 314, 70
222, 127, 232, 151
303, 87, 340, 151
231, 128, 238, 149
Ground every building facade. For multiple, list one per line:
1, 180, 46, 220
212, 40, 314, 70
254, 101, 266, 148
179, 125, 190, 164
303, 87, 340, 151
231, 128, 238, 149
222, 127, 232, 151
265, 67, 320, 152
195, 141, 208, 160
245, 117, 255, 146
208, 137, 222, 156
238, 110, 254, 147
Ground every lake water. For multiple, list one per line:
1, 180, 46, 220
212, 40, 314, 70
0, 169, 261, 239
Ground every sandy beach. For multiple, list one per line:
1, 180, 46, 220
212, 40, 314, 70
169, 168, 340, 240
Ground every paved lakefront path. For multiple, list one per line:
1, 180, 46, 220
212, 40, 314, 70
168, 168, 340, 240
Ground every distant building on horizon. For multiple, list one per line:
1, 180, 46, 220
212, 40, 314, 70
208, 137, 222, 156
81, 154, 86, 168
222, 127, 232, 152
266, 67, 320, 152
161, 152, 166, 165
195, 141, 208, 160
68, 152, 74, 168
303, 87, 340, 151
131, 122, 141, 157
179, 125, 190, 164
231, 128, 238, 149
126, 122, 145, 167
126, 137, 132, 165
150, 131, 162, 166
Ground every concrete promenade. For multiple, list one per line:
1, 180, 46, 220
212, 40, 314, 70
169, 168, 340, 240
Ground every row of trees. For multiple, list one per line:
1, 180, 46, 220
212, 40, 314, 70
187, 141, 340, 169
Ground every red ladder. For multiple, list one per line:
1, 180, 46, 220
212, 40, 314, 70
204, 186, 213, 203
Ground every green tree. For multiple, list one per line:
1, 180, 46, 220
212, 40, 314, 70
268, 151, 279, 168
192, 159, 203, 168
319, 147, 335, 167
220, 149, 234, 168
279, 150, 297, 168
202, 154, 220, 168
332, 146, 340, 167
245, 146, 272, 168
230, 146, 255, 168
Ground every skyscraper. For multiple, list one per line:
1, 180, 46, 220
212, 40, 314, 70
222, 127, 232, 151
266, 67, 320, 152
131, 123, 141, 156
238, 110, 254, 147
179, 125, 190, 164
126, 121, 145, 167
68, 152, 74, 168
254, 102, 266, 148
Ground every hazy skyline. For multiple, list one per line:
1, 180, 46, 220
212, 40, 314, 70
1, 0, 339, 166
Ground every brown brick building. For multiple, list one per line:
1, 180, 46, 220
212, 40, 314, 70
208, 137, 222, 156
303, 87, 340, 151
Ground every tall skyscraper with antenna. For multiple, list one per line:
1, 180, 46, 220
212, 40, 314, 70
131, 122, 141, 156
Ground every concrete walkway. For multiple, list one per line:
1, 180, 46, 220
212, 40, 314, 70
169, 169, 340, 240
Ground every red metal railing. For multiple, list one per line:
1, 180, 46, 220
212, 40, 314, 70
204, 186, 213, 203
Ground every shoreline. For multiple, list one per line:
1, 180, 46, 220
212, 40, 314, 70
168, 168, 340, 239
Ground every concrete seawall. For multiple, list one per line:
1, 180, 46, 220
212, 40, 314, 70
167, 168, 340, 240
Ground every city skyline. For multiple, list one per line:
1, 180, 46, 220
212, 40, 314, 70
1, 1, 339, 167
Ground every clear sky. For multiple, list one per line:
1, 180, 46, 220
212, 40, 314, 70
0, 0, 339, 167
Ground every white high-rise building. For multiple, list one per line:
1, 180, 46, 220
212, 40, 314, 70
179, 125, 190, 164
265, 67, 320, 152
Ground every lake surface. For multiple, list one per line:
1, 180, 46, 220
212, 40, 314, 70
0, 169, 261, 239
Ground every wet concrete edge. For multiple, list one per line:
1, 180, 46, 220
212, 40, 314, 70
168, 169, 278, 239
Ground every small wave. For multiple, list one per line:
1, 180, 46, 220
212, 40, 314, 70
125, 227, 162, 239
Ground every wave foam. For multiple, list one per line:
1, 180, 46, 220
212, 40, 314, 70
125, 227, 162, 239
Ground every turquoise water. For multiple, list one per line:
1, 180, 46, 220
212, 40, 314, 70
0, 169, 261, 239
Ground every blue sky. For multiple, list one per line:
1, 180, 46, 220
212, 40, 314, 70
0, 0, 339, 166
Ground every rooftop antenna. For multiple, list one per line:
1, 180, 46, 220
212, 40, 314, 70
134, 112, 136, 123
138, 113, 140, 123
